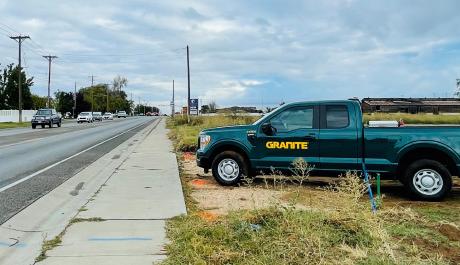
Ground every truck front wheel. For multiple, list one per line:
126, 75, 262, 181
403, 159, 452, 201
211, 151, 248, 186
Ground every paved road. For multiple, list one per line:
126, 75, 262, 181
0, 117, 158, 224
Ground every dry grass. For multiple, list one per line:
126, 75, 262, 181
364, 113, 460, 124
166, 115, 259, 151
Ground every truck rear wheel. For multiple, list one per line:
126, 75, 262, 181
403, 159, 452, 201
211, 151, 248, 185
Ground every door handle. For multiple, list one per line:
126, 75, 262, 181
304, 134, 317, 140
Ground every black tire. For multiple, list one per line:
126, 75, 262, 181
32, 124, 36, 129
41, 124, 45, 128
211, 151, 248, 186
57, 121, 61, 127
48, 121, 52, 128
403, 159, 452, 201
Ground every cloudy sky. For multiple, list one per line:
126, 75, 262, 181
1, 0, 460, 112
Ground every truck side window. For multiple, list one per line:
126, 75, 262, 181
326, 105, 349, 128
270, 107, 313, 133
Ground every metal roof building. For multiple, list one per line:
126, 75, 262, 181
362, 98, 460, 114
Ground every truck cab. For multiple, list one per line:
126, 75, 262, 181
197, 100, 460, 201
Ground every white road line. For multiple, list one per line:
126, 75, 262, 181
0, 137, 46, 149
0, 119, 154, 193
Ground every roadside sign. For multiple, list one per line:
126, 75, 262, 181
189, 98, 198, 115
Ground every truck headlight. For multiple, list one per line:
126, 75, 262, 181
199, 135, 211, 150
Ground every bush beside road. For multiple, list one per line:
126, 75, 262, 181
163, 115, 460, 265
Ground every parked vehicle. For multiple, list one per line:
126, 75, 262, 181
196, 100, 460, 201
77, 112, 93, 123
93, 112, 103, 121
103, 112, 114, 120
117, 111, 127, 118
64, 112, 72, 119
31, 109, 62, 129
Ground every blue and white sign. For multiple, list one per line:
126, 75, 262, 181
189, 98, 199, 115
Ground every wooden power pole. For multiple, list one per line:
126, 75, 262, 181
10, 35, 30, 122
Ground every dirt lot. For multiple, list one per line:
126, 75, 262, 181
180, 152, 460, 263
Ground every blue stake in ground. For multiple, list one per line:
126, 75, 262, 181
362, 162, 377, 214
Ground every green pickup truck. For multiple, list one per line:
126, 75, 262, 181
196, 100, 460, 200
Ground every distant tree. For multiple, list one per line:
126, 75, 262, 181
75, 91, 91, 114
0, 63, 34, 109
209, 101, 217, 113
55, 91, 74, 114
265, 107, 276, 113
201, 104, 210, 113
112, 75, 128, 92
31, 94, 47, 109
78, 83, 131, 113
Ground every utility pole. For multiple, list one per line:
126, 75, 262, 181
43, 55, 58, 108
103, 83, 110, 112
455, 79, 460, 98
107, 86, 109, 112
89, 75, 95, 111
10, 35, 30, 122
171, 79, 175, 116
186, 45, 191, 122
73, 81, 77, 118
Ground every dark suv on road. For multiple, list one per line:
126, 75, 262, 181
31, 109, 62, 129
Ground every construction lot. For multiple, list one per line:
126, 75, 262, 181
164, 115, 460, 265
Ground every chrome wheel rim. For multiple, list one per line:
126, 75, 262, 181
413, 169, 443, 196
217, 158, 240, 181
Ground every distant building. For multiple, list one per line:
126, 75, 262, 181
217, 106, 263, 113
362, 98, 460, 114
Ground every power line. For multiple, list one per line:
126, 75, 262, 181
58, 47, 185, 58
0, 21, 20, 34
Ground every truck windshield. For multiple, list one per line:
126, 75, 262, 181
36, 110, 51, 115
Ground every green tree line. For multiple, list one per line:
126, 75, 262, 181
1, 63, 158, 116
55, 84, 134, 115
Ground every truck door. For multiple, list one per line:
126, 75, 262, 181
318, 104, 359, 172
253, 105, 320, 171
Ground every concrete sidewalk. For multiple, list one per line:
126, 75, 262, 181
38, 119, 186, 265
0, 118, 186, 265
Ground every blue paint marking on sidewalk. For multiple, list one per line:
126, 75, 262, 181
0, 241, 26, 248
88, 237, 152, 241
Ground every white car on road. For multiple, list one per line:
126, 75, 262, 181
77, 112, 94, 123
103, 112, 114, 120
117, 111, 127, 118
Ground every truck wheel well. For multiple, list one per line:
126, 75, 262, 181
210, 145, 251, 170
398, 148, 458, 177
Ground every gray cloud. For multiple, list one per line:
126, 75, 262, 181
1, 0, 459, 113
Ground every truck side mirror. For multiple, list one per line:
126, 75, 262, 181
261, 122, 275, 136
